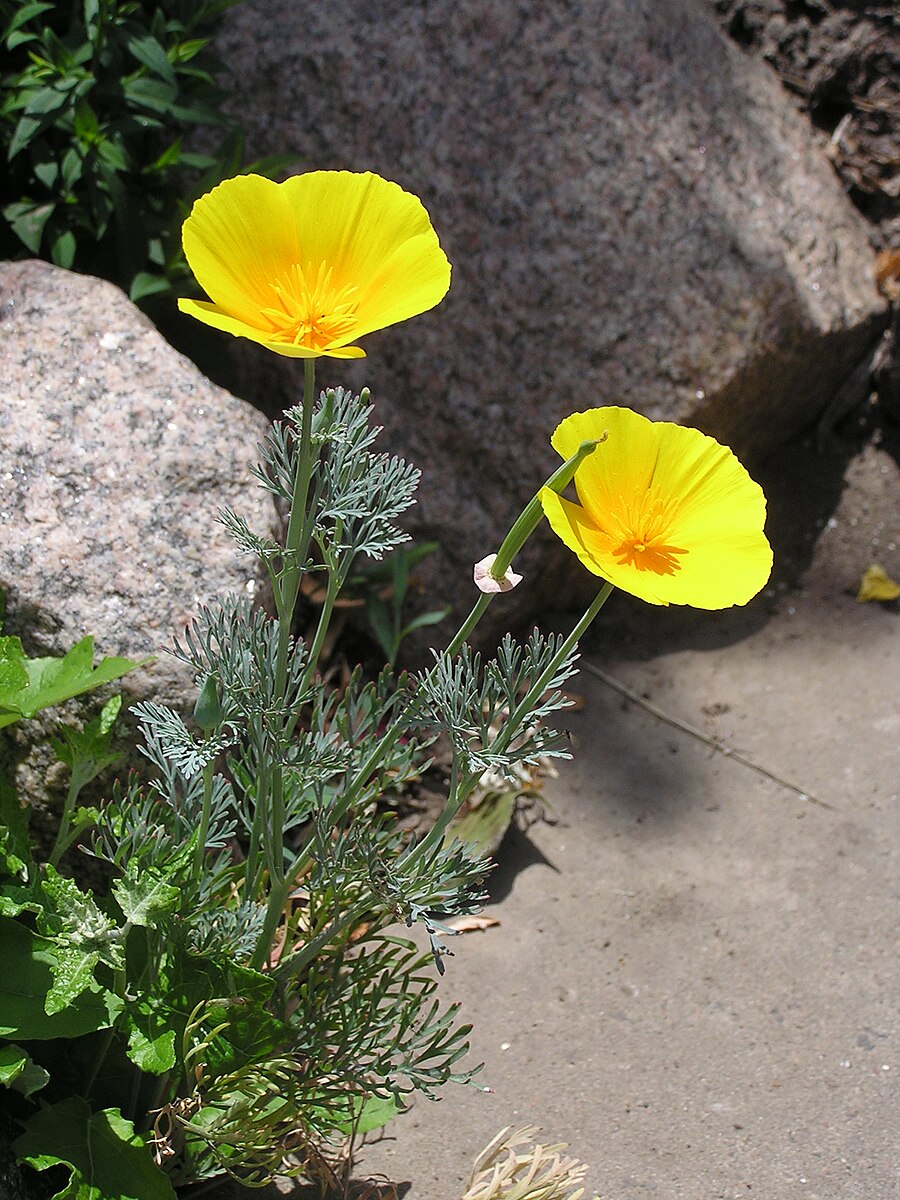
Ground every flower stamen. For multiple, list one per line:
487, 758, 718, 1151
262, 262, 360, 350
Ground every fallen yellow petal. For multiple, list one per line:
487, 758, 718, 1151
857, 563, 900, 602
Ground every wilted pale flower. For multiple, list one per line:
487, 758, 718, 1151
178, 171, 450, 358
540, 407, 773, 608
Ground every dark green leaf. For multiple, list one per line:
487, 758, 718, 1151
0, 770, 30, 879
127, 34, 176, 85
3, 2, 56, 38
125, 1013, 177, 1075
14, 1099, 178, 1200
129, 271, 171, 302
0, 1043, 50, 1098
2, 198, 55, 253
123, 76, 177, 113
51, 227, 76, 268
0, 916, 117, 1038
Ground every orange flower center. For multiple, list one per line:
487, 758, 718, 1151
262, 262, 359, 349
605, 489, 687, 577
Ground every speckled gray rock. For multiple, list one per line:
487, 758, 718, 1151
203, 0, 887, 637
0, 259, 280, 817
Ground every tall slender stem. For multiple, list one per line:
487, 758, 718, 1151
253, 360, 316, 968
500, 581, 614, 753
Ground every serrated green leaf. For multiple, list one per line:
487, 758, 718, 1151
54, 693, 123, 789
0, 1043, 50, 1098
113, 870, 180, 928
13, 1099, 178, 1200
37, 868, 122, 1011
0, 916, 117, 1039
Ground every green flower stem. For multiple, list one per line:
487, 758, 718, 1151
411, 582, 615, 870
443, 594, 492, 659
500, 580, 614, 755
403, 754, 475, 867
192, 759, 214, 883
271, 897, 371, 982
274, 358, 317, 692
250, 874, 293, 971
491, 437, 603, 581
254, 359, 317, 964
48, 764, 91, 867
298, 537, 344, 700
445, 437, 603, 658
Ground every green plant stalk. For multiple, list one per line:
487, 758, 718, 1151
499, 580, 614, 755
299, 534, 344, 695
274, 358, 318, 689
332, 444, 605, 823
192, 759, 215, 883
403, 753, 474, 868
445, 437, 603, 656
251, 360, 317, 966
48, 764, 90, 867
271, 897, 372, 982
414, 581, 615, 861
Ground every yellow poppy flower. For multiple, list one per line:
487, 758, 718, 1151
540, 408, 773, 608
178, 171, 451, 358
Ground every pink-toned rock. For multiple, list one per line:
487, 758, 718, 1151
199, 0, 887, 637
0, 259, 280, 809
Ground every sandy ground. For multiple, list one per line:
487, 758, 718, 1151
350, 412, 899, 1200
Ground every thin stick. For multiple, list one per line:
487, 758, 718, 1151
581, 660, 834, 810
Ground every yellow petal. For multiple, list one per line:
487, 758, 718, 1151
858, 563, 900, 602
543, 407, 773, 609
180, 171, 450, 358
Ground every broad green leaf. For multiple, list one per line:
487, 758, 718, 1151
449, 791, 516, 857
112, 870, 180, 928
123, 76, 177, 114
125, 1010, 176, 1075
23, 84, 72, 118
0, 636, 29, 702
14, 1099, 178, 1200
331, 1093, 401, 1136
83, 0, 100, 31
96, 137, 129, 172
0, 1042, 50, 1097
0, 916, 116, 1039
73, 98, 99, 142
0, 635, 148, 727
